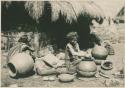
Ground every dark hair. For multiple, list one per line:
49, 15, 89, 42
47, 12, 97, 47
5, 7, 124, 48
66, 32, 78, 40
18, 35, 29, 43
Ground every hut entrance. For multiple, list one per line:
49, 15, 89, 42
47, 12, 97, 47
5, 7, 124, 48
38, 2, 93, 50
39, 17, 92, 50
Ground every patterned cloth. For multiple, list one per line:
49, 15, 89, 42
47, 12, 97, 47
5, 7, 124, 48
7, 43, 31, 63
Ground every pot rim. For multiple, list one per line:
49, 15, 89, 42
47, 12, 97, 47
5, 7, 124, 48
77, 69, 97, 73
8, 63, 17, 77
58, 74, 75, 80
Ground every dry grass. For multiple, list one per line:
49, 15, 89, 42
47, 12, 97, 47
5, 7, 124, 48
25, 1, 45, 22
20, 1, 104, 23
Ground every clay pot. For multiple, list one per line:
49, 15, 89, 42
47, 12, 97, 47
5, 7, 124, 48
91, 45, 108, 65
77, 60, 97, 77
91, 45, 108, 60
58, 74, 75, 82
8, 53, 34, 77
101, 60, 113, 70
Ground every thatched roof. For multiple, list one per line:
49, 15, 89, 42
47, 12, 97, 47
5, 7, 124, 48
25, 1, 105, 23
91, 0, 125, 19
3, 1, 105, 23
116, 5, 125, 21
117, 4, 125, 17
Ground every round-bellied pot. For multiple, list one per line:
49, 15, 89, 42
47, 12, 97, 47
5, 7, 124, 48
77, 60, 97, 77
91, 45, 108, 64
7, 53, 34, 77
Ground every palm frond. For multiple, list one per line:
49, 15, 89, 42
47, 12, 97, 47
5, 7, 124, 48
3, 1, 105, 23
50, 1, 77, 23
25, 1, 45, 22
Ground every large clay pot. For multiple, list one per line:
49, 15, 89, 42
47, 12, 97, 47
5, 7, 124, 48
8, 53, 34, 77
77, 60, 97, 77
91, 45, 108, 60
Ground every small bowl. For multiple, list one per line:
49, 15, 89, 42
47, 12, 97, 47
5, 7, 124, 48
58, 74, 75, 82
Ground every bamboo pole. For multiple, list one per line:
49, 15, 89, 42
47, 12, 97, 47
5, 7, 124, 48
6, 33, 8, 51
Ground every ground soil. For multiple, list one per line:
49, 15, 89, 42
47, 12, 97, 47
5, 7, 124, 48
1, 24, 125, 87
1, 42, 125, 87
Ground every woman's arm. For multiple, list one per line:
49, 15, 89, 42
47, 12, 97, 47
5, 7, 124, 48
67, 44, 87, 57
76, 43, 80, 52
67, 44, 79, 56
21, 44, 34, 52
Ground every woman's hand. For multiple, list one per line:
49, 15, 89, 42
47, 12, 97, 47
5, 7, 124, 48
78, 51, 92, 59
84, 53, 92, 58
78, 51, 87, 56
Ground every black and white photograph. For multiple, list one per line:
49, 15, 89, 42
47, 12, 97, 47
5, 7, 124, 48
1, 0, 125, 87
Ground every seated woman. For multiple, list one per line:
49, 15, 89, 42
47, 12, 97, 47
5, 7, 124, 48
65, 32, 91, 73
7, 34, 35, 63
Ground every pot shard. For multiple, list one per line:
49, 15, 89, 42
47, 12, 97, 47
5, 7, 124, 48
8, 53, 34, 77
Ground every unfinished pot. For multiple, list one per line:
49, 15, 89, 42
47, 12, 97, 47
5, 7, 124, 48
91, 45, 108, 65
91, 45, 108, 60
8, 53, 34, 77
77, 60, 97, 77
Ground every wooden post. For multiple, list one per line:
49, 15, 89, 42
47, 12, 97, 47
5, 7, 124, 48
34, 32, 40, 57
7, 33, 10, 52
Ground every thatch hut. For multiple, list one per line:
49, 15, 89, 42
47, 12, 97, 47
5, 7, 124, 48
116, 4, 125, 23
2, 1, 106, 54
91, 0, 125, 19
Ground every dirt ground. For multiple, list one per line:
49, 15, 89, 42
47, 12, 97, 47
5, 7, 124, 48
1, 42, 125, 87
1, 24, 125, 87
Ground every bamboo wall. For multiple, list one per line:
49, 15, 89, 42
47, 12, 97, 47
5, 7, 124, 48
1, 31, 53, 55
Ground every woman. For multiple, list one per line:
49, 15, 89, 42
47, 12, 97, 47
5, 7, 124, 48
65, 32, 91, 73
7, 34, 35, 63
